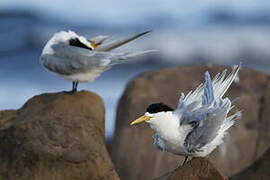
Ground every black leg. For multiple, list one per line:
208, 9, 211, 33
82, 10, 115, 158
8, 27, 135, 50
174, 156, 189, 171
75, 82, 79, 91
72, 82, 76, 92
71, 82, 78, 93
72, 82, 75, 91
182, 156, 188, 165
64, 82, 78, 94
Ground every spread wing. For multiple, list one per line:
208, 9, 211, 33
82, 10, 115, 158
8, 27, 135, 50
179, 69, 241, 153
176, 64, 241, 115
184, 99, 231, 153
40, 44, 155, 75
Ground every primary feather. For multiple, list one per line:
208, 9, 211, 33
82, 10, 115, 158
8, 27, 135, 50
95, 31, 152, 51
177, 65, 241, 113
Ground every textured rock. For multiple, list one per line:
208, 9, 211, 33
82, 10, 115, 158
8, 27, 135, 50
230, 148, 270, 180
112, 65, 270, 180
155, 157, 227, 180
0, 91, 119, 180
0, 110, 16, 128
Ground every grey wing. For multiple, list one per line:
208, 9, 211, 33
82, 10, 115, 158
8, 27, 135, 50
41, 46, 111, 75
181, 70, 240, 153
41, 44, 153, 75
183, 103, 228, 153
176, 64, 241, 113
180, 71, 215, 125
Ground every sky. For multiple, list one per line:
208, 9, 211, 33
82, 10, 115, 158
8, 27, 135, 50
1, 0, 270, 24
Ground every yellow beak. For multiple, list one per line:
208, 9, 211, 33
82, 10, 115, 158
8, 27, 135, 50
89, 42, 99, 49
130, 115, 151, 125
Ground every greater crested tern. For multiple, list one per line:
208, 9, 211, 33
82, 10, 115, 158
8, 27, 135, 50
40, 30, 154, 92
131, 65, 241, 165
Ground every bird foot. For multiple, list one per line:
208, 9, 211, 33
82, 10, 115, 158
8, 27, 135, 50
64, 90, 77, 94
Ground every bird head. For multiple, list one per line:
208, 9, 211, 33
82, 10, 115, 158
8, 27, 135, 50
130, 103, 174, 126
48, 30, 95, 50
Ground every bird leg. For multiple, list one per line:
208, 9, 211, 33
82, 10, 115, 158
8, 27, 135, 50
182, 156, 188, 165
71, 82, 79, 92
173, 156, 189, 172
75, 82, 79, 91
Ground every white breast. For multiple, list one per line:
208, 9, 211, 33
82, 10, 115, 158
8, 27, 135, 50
149, 112, 193, 155
59, 66, 110, 82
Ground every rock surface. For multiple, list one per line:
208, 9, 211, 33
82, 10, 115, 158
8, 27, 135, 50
230, 148, 270, 180
112, 65, 270, 180
0, 110, 16, 128
0, 91, 119, 180
154, 157, 227, 180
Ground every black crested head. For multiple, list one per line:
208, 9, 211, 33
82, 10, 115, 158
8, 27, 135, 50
146, 103, 174, 113
69, 38, 93, 50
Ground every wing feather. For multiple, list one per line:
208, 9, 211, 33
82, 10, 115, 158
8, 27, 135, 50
177, 64, 241, 113
184, 102, 229, 153
178, 65, 241, 153
40, 44, 154, 75
95, 31, 152, 51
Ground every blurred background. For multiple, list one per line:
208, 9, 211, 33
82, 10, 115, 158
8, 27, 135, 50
1, 0, 270, 139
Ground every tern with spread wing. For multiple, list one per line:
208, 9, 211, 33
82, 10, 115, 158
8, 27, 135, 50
40, 30, 154, 92
131, 65, 241, 164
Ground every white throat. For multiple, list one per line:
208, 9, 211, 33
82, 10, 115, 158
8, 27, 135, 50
148, 112, 180, 140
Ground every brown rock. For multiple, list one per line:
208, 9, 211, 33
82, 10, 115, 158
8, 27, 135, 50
155, 157, 227, 180
0, 110, 17, 128
230, 148, 270, 180
0, 91, 119, 180
112, 65, 270, 180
